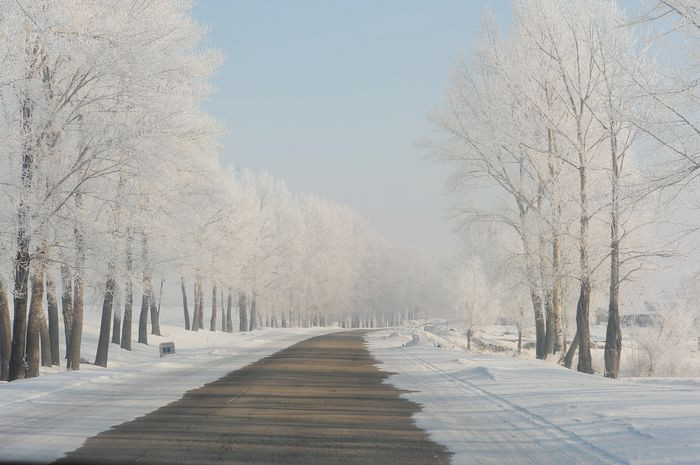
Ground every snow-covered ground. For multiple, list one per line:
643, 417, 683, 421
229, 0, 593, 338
367, 328, 700, 465
0, 313, 338, 463
5, 315, 698, 465
415, 319, 700, 377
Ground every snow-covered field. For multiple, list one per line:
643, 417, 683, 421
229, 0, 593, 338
4, 316, 698, 465
0, 312, 339, 463
367, 328, 700, 465
414, 319, 700, 378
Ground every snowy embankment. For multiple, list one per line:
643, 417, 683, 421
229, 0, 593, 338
367, 329, 700, 465
0, 314, 338, 463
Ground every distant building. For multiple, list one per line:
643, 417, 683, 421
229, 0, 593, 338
595, 308, 607, 325
597, 301, 660, 327
621, 313, 657, 327
620, 301, 659, 327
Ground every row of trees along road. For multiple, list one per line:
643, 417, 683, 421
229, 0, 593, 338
0, 1, 443, 382
431, 0, 698, 378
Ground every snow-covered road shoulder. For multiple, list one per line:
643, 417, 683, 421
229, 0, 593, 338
0, 324, 339, 463
366, 329, 700, 465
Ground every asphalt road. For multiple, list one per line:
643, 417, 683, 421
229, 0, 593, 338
55, 331, 451, 465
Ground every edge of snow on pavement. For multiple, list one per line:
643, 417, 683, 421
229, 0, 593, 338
366, 329, 700, 465
0, 323, 340, 463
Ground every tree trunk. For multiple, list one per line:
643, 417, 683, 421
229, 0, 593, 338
192, 282, 198, 331
226, 291, 233, 333
112, 313, 121, 345
576, 280, 593, 373
197, 281, 204, 329
181, 277, 190, 330
574, 123, 593, 374
60, 264, 73, 360
121, 230, 134, 350
150, 280, 161, 336
544, 289, 554, 355
210, 283, 217, 331
9, 233, 30, 381
537, 202, 553, 358
249, 292, 257, 331
529, 289, 546, 359
239, 292, 247, 332
605, 134, 622, 379
68, 270, 84, 370
39, 311, 51, 368
0, 279, 10, 381
605, 272, 622, 378
111, 282, 121, 345
518, 198, 546, 360
563, 330, 579, 369
46, 274, 60, 365
151, 279, 162, 336
221, 289, 226, 331
94, 277, 115, 367
26, 263, 46, 377
138, 288, 149, 345
34, 252, 50, 368
138, 234, 150, 345
551, 233, 565, 354
67, 191, 85, 371
9, 72, 35, 382
98, 222, 118, 357
547, 125, 566, 355
191, 281, 200, 332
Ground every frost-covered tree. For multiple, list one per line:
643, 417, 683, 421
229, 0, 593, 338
0, 0, 458, 382
431, 0, 680, 376
0, 0, 221, 376
454, 258, 498, 349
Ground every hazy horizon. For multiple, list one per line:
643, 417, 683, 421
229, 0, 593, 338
192, 0, 644, 254
192, 1, 515, 253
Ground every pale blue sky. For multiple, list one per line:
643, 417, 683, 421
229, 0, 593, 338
192, 0, 640, 252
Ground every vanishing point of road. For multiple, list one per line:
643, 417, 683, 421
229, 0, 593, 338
55, 331, 451, 465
